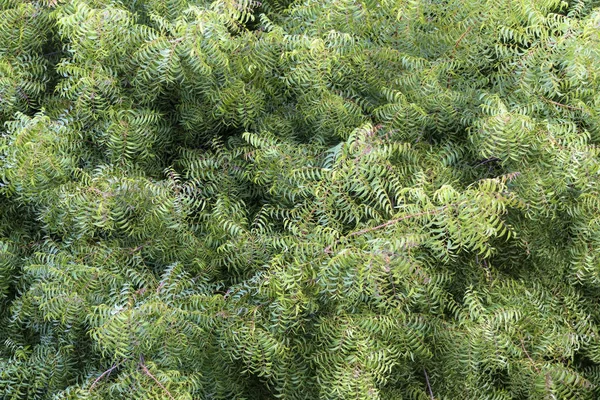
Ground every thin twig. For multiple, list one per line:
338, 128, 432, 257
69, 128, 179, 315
520, 337, 540, 373
140, 362, 175, 400
540, 96, 583, 111
90, 360, 124, 391
472, 157, 501, 167
423, 367, 434, 400
43, 51, 62, 57
324, 203, 459, 254
454, 26, 473, 50
348, 207, 448, 238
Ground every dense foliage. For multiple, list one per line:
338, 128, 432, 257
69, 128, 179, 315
1, 0, 600, 398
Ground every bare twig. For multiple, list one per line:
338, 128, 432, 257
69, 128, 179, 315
520, 337, 540, 373
140, 362, 175, 400
423, 367, 434, 400
540, 96, 583, 111
90, 360, 124, 391
472, 157, 501, 167
454, 26, 473, 50
324, 203, 460, 254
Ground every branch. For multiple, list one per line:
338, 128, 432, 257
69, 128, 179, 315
324, 203, 460, 254
540, 96, 583, 111
423, 367, 435, 400
472, 157, 501, 167
140, 362, 175, 400
90, 360, 124, 391
454, 26, 473, 50
520, 337, 540, 373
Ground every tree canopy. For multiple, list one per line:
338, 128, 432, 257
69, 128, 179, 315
1, 0, 600, 398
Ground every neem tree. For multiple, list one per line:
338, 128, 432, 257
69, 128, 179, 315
1, 0, 600, 398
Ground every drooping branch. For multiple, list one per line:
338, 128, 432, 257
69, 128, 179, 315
90, 360, 125, 392
324, 202, 462, 254
140, 361, 175, 400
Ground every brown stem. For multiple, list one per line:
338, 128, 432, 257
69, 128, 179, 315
90, 360, 124, 391
541, 96, 583, 111
140, 362, 175, 400
324, 203, 460, 254
423, 367, 435, 400
454, 26, 473, 50
520, 337, 540, 373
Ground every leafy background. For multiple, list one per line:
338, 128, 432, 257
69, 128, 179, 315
1, 0, 600, 398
